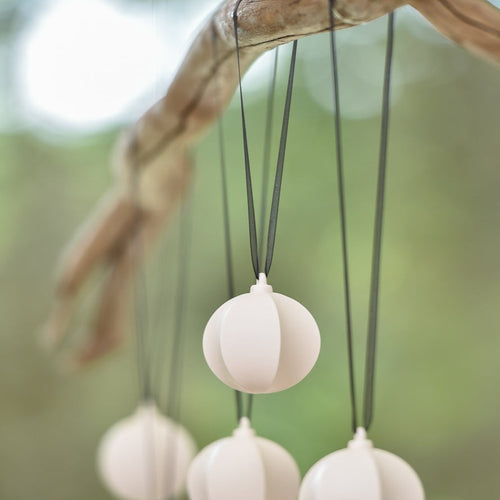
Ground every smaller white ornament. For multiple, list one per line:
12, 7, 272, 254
97, 402, 197, 500
299, 427, 425, 500
187, 417, 300, 500
203, 273, 321, 393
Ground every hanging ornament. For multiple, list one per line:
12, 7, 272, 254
97, 402, 197, 500
298, 11, 425, 500
203, 272, 320, 393
207, 30, 317, 393
299, 427, 424, 500
188, 417, 300, 500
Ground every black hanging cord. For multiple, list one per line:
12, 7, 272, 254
212, 48, 235, 299
130, 140, 152, 402
328, 8, 396, 433
233, 2, 298, 279
233, 5, 259, 279
150, 226, 174, 396
235, 390, 254, 421
130, 134, 192, 414
258, 48, 279, 265
164, 195, 192, 419
264, 41, 297, 276
158, 195, 192, 498
211, 22, 253, 422
328, 0, 358, 434
363, 12, 395, 431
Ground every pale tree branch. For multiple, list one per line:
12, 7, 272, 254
44, 0, 500, 365
410, 0, 500, 61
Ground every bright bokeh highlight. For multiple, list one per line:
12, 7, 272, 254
16, 0, 177, 131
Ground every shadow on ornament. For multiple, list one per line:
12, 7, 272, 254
187, 417, 300, 500
203, 273, 321, 393
97, 402, 197, 500
299, 427, 425, 500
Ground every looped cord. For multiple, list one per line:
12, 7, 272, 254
211, 22, 255, 421
329, 0, 396, 432
328, 0, 358, 433
233, 1, 298, 279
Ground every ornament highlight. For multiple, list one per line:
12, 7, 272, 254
203, 273, 321, 393
187, 417, 300, 500
299, 427, 425, 500
97, 402, 197, 500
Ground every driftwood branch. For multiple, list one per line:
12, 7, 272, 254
44, 0, 500, 365
410, 0, 500, 60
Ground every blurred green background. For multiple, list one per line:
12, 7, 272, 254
2, 1, 500, 499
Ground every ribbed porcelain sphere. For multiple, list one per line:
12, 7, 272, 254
187, 417, 300, 500
299, 428, 425, 500
203, 273, 321, 393
97, 402, 197, 500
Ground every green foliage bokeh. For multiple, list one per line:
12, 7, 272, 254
1, 5, 500, 499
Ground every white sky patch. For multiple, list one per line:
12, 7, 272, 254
14, 0, 216, 132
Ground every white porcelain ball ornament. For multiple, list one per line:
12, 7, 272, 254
299, 427, 425, 500
203, 273, 321, 393
97, 402, 197, 500
187, 417, 300, 500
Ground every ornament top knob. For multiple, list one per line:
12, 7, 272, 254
348, 427, 374, 450
233, 417, 256, 438
250, 273, 273, 293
